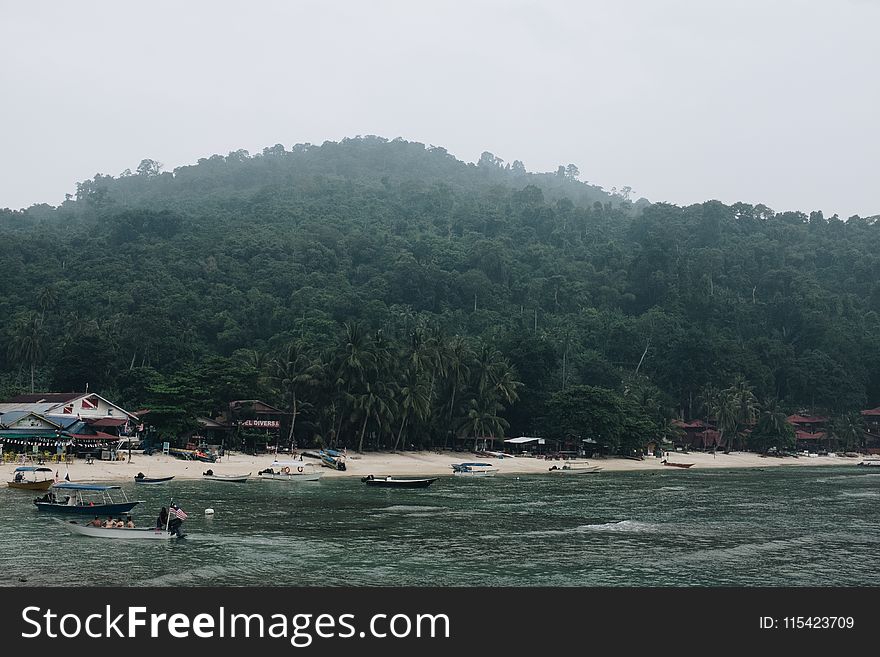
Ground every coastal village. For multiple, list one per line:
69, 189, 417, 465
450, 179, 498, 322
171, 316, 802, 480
2, 390, 879, 481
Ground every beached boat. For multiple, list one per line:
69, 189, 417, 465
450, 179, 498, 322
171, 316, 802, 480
258, 461, 324, 482
451, 462, 498, 477
361, 475, 438, 488
320, 449, 347, 471
479, 450, 511, 459
8, 466, 55, 491
661, 460, 694, 469
60, 520, 181, 540
548, 461, 602, 474
202, 469, 250, 482
34, 483, 142, 515
857, 456, 880, 467
134, 473, 175, 485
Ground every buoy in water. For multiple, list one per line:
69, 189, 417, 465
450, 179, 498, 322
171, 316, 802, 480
205, 508, 215, 516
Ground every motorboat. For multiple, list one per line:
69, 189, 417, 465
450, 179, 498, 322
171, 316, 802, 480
8, 466, 55, 491
320, 449, 347, 471
857, 456, 880, 467
661, 460, 694, 468
361, 475, 438, 488
258, 461, 324, 482
451, 462, 498, 477
134, 472, 175, 485
60, 520, 182, 540
34, 483, 142, 514
202, 469, 250, 482
548, 461, 602, 474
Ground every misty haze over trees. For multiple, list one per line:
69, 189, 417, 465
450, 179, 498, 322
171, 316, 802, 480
2, 136, 879, 452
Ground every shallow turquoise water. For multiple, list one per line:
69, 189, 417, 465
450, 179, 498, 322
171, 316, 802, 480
1, 467, 878, 586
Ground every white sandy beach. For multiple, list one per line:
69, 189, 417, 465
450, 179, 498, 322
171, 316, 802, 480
0, 449, 860, 484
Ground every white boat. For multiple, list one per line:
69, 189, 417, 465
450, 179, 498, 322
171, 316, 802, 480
857, 456, 880, 467
549, 461, 602, 474
482, 451, 511, 459
451, 462, 498, 477
202, 470, 250, 482
258, 461, 324, 482
60, 521, 181, 540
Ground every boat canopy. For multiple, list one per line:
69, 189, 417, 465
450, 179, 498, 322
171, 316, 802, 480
51, 483, 121, 491
504, 436, 546, 445
14, 466, 54, 472
456, 462, 493, 467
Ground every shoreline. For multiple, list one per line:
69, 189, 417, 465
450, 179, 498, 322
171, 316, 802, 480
0, 450, 862, 483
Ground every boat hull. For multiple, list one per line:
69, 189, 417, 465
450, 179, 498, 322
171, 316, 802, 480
61, 522, 179, 540
662, 462, 694, 469
134, 476, 175, 485
202, 473, 250, 482
550, 467, 602, 474
8, 479, 54, 491
452, 470, 497, 477
362, 477, 437, 488
259, 472, 323, 482
35, 501, 141, 514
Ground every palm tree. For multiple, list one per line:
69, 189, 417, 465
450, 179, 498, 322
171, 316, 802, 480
751, 399, 794, 453
352, 379, 397, 453
335, 322, 376, 445
492, 360, 522, 406
37, 286, 59, 321
270, 341, 314, 448
829, 412, 864, 452
458, 396, 509, 451
698, 384, 720, 424
8, 313, 46, 393
392, 366, 430, 452
719, 376, 758, 452
441, 336, 472, 448
712, 392, 738, 453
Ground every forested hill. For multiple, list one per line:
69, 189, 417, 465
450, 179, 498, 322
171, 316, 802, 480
2, 136, 879, 450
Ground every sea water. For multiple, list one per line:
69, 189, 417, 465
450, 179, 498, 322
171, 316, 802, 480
1, 467, 878, 586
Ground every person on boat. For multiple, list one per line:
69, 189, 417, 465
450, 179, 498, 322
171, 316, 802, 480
126, 516, 135, 528
13, 471, 24, 483
168, 506, 184, 537
102, 516, 114, 528
156, 507, 168, 528
87, 516, 102, 527
136, 472, 145, 480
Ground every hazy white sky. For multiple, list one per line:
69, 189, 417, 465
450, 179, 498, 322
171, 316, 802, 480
1, 0, 878, 217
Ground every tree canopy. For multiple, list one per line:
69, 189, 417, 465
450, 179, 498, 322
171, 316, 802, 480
2, 136, 879, 449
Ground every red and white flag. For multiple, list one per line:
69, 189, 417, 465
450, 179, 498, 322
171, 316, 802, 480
170, 506, 188, 521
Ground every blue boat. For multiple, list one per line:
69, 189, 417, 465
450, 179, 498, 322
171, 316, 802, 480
34, 483, 142, 515
320, 449, 347, 471
451, 462, 498, 477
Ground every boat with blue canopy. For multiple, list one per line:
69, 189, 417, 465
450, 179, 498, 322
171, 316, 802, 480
451, 462, 498, 477
8, 466, 55, 491
320, 449, 347, 471
33, 483, 142, 515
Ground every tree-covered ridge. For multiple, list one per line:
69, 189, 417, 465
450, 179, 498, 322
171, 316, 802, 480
1, 136, 879, 451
